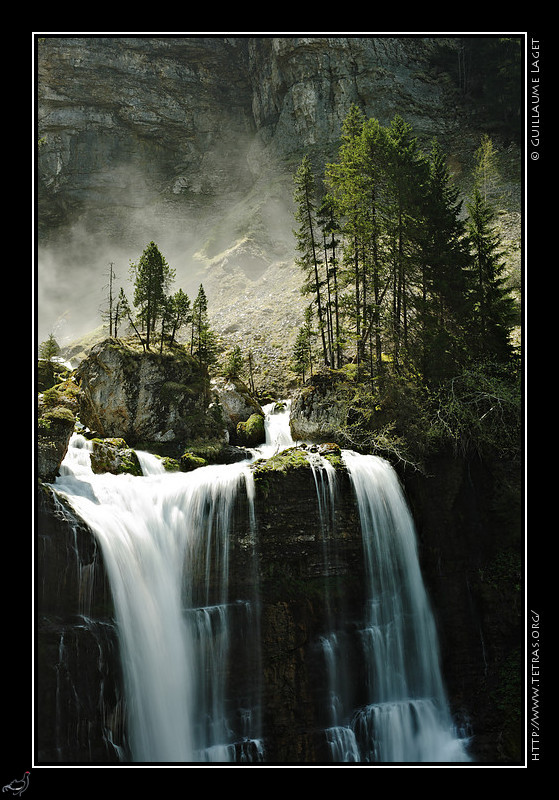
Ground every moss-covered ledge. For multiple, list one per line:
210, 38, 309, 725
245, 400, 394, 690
250, 443, 346, 499
90, 437, 143, 476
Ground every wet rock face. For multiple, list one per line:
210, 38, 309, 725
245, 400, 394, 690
289, 375, 349, 443
37, 487, 126, 763
38, 36, 453, 232
75, 339, 213, 447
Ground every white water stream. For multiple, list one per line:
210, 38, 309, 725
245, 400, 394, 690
50, 400, 470, 764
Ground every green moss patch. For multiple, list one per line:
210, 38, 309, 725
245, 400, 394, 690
236, 413, 265, 446
180, 451, 209, 472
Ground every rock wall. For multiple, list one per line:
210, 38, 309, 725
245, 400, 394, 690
37, 35, 475, 377
36, 446, 523, 765
36, 486, 126, 763
403, 450, 523, 764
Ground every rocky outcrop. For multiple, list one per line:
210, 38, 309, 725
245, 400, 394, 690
76, 338, 218, 448
36, 486, 124, 763
290, 373, 349, 443
90, 438, 143, 476
38, 36, 503, 391
210, 376, 263, 442
37, 371, 80, 482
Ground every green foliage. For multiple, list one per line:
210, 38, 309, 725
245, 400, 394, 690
104, 243, 218, 373
39, 333, 60, 362
224, 345, 244, 379
191, 284, 219, 371
291, 306, 315, 383
290, 107, 520, 465
130, 241, 175, 349
428, 359, 521, 462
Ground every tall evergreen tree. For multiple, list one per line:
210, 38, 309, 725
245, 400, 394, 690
293, 155, 329, 366
317, 194, 342, 369
292, 306, 315, 384
167, 288, 191, 347
418, 140, 471, 381
384, 115, 428, 369
130, 242, 175, 349
326, 105, 374, 375
191, 284, 219, 370
466, 185, 516, 362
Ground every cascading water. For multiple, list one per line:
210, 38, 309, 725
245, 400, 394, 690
52, 435, 262, 764
340, 452, 471, 762
47, 401, 470, 764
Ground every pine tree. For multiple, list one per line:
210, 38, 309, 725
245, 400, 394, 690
225, 345, 244, 379
384, 115, 428, 369
39, 333, 60, 362
418, 140, 471, 381
466, 185, 516, 362
293, 155, 329, 366
191, 284, 219, 371
167, 289, 191, 347
191, 284, 208, 358
326, 105, 369, 372
291, 307, 315, 384
130, 242, 175, 349
317, 194, 342, 369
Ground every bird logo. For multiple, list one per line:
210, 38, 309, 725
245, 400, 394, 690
2, 773, 30, 797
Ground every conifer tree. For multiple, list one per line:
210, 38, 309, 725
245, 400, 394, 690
191, 284, 219, 371
384, 115, 428, 369
225, 345, 244, 380
291, 307, 315, 384
317, 194, 343, 369
130, 242, 175, 349
466, 185, 516, 362
167, 289, 191, 347
326, 105, 369, 371
39, 333, 60, 362
418, 140, 471, 381
293, 155, 329, 366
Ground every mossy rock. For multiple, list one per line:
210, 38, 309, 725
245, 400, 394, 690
38, 405, 76, 432
252, 447, 310, 480
236, 413, 265, 447
180, 451, 209, 472
318, 442, 345, 470
90, 438, 142, 476
161, 456, 181, 472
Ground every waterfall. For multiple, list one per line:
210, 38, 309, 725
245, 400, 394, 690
341, 451, 471, 763
47, 403, 470, 764
52, 435, 262, 763
259, 399, 295, 456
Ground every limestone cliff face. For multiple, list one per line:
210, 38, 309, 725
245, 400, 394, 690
38, 36, 457, 234
37, 35, 474, 377
37, 446, 523, 764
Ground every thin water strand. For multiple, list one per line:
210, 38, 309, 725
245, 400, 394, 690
342, 450, 471, 763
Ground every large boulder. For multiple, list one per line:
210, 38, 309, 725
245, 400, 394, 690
37, 375, 80, 481
290, 373, 348, 443
210, 376, 263, 442
76, 338, 219, 448
37, 404, 75, 482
